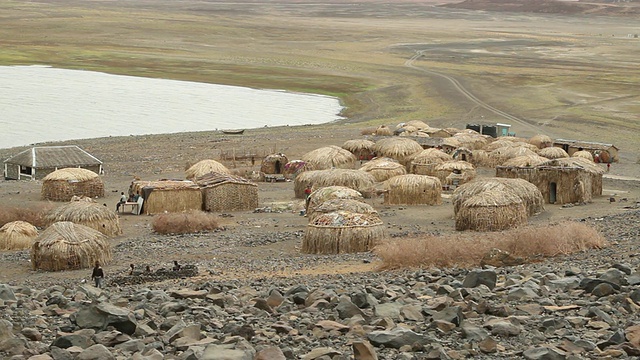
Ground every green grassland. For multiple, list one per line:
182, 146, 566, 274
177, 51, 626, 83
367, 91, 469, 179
1, 0, 638, 155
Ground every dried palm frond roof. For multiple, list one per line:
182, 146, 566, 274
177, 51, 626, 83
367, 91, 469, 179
310, 186, 364, 202
484, 139, 536, 152
453, 177, 545, 216
359, 157, 403, 171
529, 134, 553, 149
185, 159, 230, 180
441, 137, 462, 148
195, 172, 256, 188
46, 198, 119, 224
372, 137, 423, 160
538, 147, 569, 159
404, 120, 430, 130
374, 125, 393, 136
460, 189, 524, 208
302, 145, 357, 170
131, 179, 199, 192
0, 221, 38, 237
435, 160, 475, 172
313, 199, 377, 217
0, 221, 39, 251
452, 134, 490, 150
539, 157, 605, 174
572, 150, 594, 161
342, 139, 375, 153
42, 168, 99, 181
502, 154, 549, 167
411, 149, 453, 164
262, 153, 288, 161
313, 169, 377, 192
310, 210, 383, 227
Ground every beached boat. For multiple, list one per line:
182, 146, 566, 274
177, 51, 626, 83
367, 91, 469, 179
221, 129, 245, 135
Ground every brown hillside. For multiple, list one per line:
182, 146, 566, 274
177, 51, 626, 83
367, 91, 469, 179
443, 0, 640, 16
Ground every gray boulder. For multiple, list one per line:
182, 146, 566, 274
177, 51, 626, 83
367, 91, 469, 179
367, 327, 428, 349
73, 303, 138, 335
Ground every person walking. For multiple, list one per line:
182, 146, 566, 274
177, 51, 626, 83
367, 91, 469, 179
91, 261, 105, 288
304, 185, 312, 215
607, 163, 611, 172
116, 192, 127, 212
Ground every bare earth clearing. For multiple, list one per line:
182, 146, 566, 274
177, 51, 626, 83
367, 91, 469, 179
0, 0, 639, 287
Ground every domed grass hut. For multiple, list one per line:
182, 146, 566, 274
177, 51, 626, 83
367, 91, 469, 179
538, 147, 569, 160
374, 125, 393, 136
410, 149, 452, 176
455, 190, 528, 231
130, 180, 203, 215
311, 169, 377, 198
302, 145, 357, 170
372, 137, 423, 166
283, 160, 314, 180
453, 178, 545, 217
0, 221, 39, 251
452, 147, 474, 163
359, 157, 406, 182
45, 197, 122, 237
502, 154, 549, 168
31, 221, 112, 271
306, 186, 365, 218
41, 168, 104, 202
196, 172, 258, 212
342, 139, 376, 161
383, 174, 442, 205
293, 170, 322, 198
302, 211, 385, 254
572, 150, 594, 162
309, 198, 377, 222
496, 157, 604, 204
404, 120, 430, 130
529, 134, 553, 149
487, 146, 538, 167
434, 161, 476, 187
185, 159, 230, 180
470, 149, 490, 167
260, 153, 288, 175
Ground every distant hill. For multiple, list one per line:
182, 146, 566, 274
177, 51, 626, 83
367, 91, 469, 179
441, 0, 640, 16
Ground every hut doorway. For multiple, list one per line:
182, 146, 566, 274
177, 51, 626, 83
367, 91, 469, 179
275, 161, 282, 174
460, 154, 466, 161
549, 182, 557, 204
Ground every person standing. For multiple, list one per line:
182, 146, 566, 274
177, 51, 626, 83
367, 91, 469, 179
91, 261, 105, 288
607, 163, 611, 172
304, 185, 312, 215
116, 192, 127, 212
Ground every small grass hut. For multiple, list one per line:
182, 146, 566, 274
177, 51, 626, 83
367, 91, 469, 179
434, 161, 476, 187
453, 178, 545, 216
470, 149, 490, 167
311, 169, 377, 198
372, 137, 424, 166
359, 157, 406, 182
383, 174, 442, 205
302, 211, 385, 254
487, 146, 539, 167
452, 147, 474, 163
309, 198, 377, 222
342, 139, 376, 161
539, 147, 569, 160
260, 153, 288, 175
130, 180, 203, 215
196, 172, 258, 212
496, 158, 604, 204
45, 197, 122, 237
502, 154, 549, 168
529, 134, 553, 149
31, 221, 112, 271
0, 221, 39, 251
302, 145, 357, 170
307, 186, 365, 217
283, 160, 314, 180
455, 190, 528, 231
293, 170, 322, 198
185, 159, 230, 180
572, 150, 594, 162
374, 125, 393, 136
410, 149, 453, 176
41, 168, 104, 202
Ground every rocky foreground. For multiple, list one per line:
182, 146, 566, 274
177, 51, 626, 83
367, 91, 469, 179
0, 210, 639, 360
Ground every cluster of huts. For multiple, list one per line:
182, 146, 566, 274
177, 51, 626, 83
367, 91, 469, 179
1, 125, 614, 263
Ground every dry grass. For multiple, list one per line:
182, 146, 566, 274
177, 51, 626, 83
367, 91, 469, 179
152, 210, 220, 235
0, 204, 55, 228
375, 221, 607, 269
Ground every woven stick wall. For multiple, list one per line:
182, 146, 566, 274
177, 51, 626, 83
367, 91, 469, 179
202, 183, 258, 212
303, 212, 385, 254
41, 177, 105, 202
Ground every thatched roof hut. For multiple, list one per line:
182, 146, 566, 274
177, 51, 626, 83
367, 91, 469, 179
453, 178, 545, 216
452, 134, 489, 150
196, 172, 258, 212
470, 150, 490, 167
359, 157, 406, 182
307, 186, 364, 217
487, 146, 539, 167
455, 190, 528, 231
302, 145, 357, 170
283, 160, 314, 179
484, 139, 536, 152
452, 147, 474, 163
293, 170, 322, 198
424, 128, 453, 138
495, 157, 604, 204
572, 150, 594, 162
31, 221, 112, 271
311, 169, 377, 198
374, 125, 393, 136
502, 154, 549, 168
538, 147, 569, 160
309, 199, 377, 222
41, 168, 104, 202
440, 137, 462, 154
342, 139, 376, 161
372, 137, 423, 165
383, 175, 442, 205
130, 180, 203, 215
260, 153, 288, 175
302, 211, 385, 254
434, 161, 476, 186
529, 134, 553, 149
404, 120, 430, 130
185, 160, 230, 180
409, 148, 452, 176
0, 221, 39, 251
45, 197, 122, 237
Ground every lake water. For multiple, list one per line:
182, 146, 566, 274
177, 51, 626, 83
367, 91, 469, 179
0, 65, 344, 149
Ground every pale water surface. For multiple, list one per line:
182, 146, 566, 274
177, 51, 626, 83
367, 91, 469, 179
0, 66, 344, 149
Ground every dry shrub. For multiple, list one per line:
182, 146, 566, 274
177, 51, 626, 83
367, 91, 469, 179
152, 210, 220, 235
0, 204, 55, 228
375, 221, 607, 270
